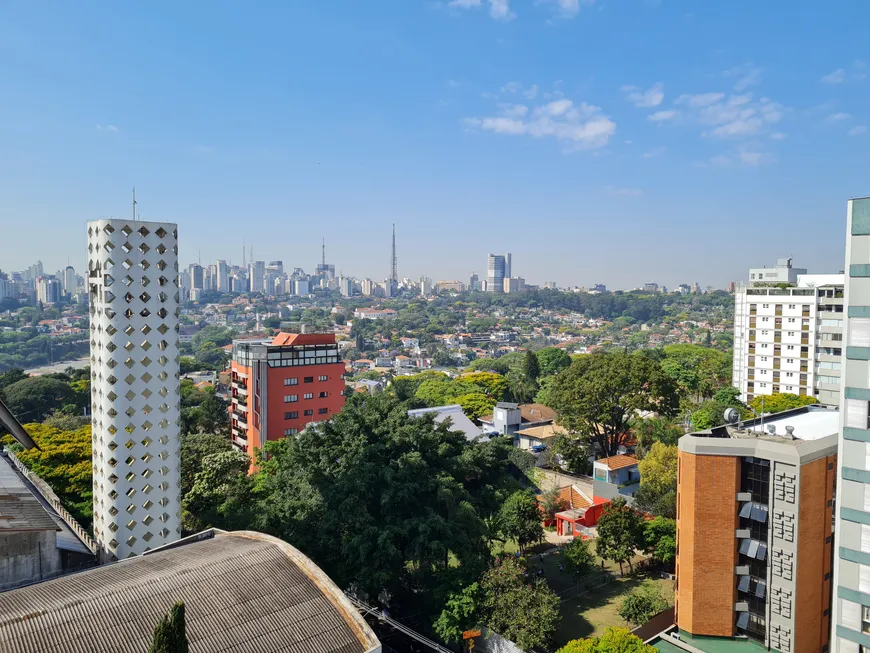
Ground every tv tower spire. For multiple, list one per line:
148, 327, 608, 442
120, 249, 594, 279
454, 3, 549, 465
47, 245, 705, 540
390, 223, 398, 292
322, 238, 326, 267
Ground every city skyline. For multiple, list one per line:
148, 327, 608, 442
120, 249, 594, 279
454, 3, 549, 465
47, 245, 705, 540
1, 2, 865, 287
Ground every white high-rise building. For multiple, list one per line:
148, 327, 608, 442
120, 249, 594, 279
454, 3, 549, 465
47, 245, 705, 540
216, 260, 230, 293
487, 254, 506, 293
732, 267, 844, 408
249, 261, 265, 293
419, 277, 433, 296
87, 219, 181, 560
63, 265, 77, 298
36, 276, 61, 304
832, 197, 870, 653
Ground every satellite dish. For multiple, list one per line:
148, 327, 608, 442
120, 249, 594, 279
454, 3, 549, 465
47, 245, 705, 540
724, 408, 741, 424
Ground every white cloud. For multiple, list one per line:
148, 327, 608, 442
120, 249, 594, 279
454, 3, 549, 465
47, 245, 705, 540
770, 132, 786, 140
523, 84, 538, 100
692, 94, 784, 139
465, 91, 616, 150
622, 83, 664, 108
642, 147, 666, 158
849, 126, 867, 136
827, 112, 851, 121
448, 0, 515, 20
675, 93, 725, 108
96, 124, 119, 133
821, 68, 846, 84
648, 109, 679, 122
724, 65, 763, 92
605, 185, 643, 197
738, 150, 768, 166
542, 0, 595, 18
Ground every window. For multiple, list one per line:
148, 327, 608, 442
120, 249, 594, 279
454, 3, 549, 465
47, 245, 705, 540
787, 345, 794, 350
863, 606, 870, 635
763, 304, 769, 308
788, 317, 795, 323
318, 375, 328, 382
304, 409, 314, 416
285, 411, 298, 419
303, 393, 313, 400
318, 407, 328, 414
789, 304, 796, 310
851, 318, 870, 347
786, 372, 794, 378
304, 376, 314, 383
284, 394, 298, 403
284, 428, 298, 436
762, 317, 769, 322
761, 356, 768, 362
284, 377, 298, 386
319, 391, 328, 398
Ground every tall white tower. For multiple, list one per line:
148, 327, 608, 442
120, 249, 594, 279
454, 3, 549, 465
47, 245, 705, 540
87, 219, 181, 560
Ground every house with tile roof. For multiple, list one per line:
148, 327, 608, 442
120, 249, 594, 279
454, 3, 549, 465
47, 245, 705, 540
592, 454, 641, 503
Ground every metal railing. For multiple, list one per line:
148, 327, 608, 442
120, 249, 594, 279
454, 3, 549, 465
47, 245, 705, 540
3, 448, 98, 555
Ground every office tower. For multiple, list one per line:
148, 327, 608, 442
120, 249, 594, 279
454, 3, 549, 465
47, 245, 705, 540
675, 406, 837, 652
732, 267, 844, 407
504, 277, 525, 293
831, 197, 870, 653
339, 277, 353, 297
249, 261, 265, 293
543, 282, 557, 289
36, 276, 61, 304
63, 266, 77, 298
419, 277, 433, 296
487, 255, 506, 293
87, 219, 181, 560
469, 272, 479, 291
437, 280, 465, 292
216, 260, 230, 293
504, 252, 512, 279
267, 261, 284, 277
361, 278, 375, 297
230, 333, 345, 465
188, 264, 203, 290
292, 277, 310, 296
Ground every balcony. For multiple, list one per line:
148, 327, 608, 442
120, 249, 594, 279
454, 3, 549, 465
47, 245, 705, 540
232, 418, 248, 430
800, 351, 809, 359
802, 324, 810, 331
801, 337, 809, 345
232, 410, 247, 422
773, 362, 781, 370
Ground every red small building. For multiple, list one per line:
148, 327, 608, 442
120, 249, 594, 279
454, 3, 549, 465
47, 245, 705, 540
543, 484, 609, 537
230, 332, 346, 466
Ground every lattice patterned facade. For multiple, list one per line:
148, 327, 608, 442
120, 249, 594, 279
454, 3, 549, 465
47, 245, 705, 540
87, 219, 181, 560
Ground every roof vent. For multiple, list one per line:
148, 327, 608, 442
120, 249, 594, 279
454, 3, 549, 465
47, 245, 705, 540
784, 425, 795, 439
766, 424, 776, 435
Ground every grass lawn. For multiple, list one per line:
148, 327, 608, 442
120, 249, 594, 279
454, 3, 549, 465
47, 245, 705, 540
555, 575, 674, 644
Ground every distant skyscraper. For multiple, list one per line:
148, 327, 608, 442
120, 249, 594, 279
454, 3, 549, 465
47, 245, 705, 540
87, 218, 181, 560
339, 276, 353, 297
504, 253, 512, 280
470, 272, 479, 292
487, 255, 506, 294
361, 278, 375, 297
249, 261, 265, 293
36, 276, 61, 304
188, 264, 203, 290
63, 266, 77, 298
216, 260, 230, 293
419, 277, 433, 296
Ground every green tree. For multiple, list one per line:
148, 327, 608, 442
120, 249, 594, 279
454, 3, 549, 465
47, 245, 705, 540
632, 484, 676, 519
456, 393, 496, 421
536, 347, 571, 377
690, 399, 730, 430
149, 601, 189, 653
195, 394, 230, 436
434, 583, 479, 644
551, 433, 593, 476
749, 392, 818, 415
179, 357, 198, 375
548, 352, 680, 457
479, 557, 561, 650
540, 487, 568, 522
1, 423, 92, 526
643, 516, 676, 567
556, 627, 656, 653
659, 344, 730, 402
595, 497, 644, 575
195, 342, 228, 370
618, 584, 670, 627
180, 433, 232, 498
506, 370, 538, 404
1, 376, 76, 423
0, 368, 27, 391
523, 349, 541, 381
460, 372, 509, 401
631, 417, 682, 458
637, 442, 677, 496
562, 537, 595, 579
183, 450, 250, 530
499, 489, 544, 552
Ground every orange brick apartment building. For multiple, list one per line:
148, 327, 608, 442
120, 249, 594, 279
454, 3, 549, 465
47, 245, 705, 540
229, 333, 345, 461
674, 405, 837, 653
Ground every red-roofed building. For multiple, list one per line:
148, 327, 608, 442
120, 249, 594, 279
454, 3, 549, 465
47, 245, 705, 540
230, 333, 346, 465
539, 484, 609, 536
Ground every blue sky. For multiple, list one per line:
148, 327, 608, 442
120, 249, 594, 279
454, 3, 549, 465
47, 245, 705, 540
0, 0, 867, 289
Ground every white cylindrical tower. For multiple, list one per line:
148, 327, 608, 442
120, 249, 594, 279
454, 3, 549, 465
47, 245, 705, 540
87, 219, 181, 560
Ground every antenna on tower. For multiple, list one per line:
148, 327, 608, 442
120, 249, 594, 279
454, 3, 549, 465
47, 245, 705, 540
242, 239, 246, 266
132, 188, 137, 221
322, 238, 326, 267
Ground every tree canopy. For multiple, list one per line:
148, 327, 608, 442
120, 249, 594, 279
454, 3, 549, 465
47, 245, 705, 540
556, 627, 656, 653
149, 602, 189, 653
547, 352, 680, 456
595, 497, 645, 575
498, 490, 544, 552
748, 392, 817, 415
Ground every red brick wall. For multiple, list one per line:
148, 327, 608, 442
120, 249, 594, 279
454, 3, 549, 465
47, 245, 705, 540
676, 451, 739, 637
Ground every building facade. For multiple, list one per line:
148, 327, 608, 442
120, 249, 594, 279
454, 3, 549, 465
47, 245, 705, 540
732, 273, 844, 407
675, 406, 837, 653
87, 219, 182, 560
230, 333, 345, 462
832, 197, 870, 653
487, 254, 506, 293
749, 258, 808, 285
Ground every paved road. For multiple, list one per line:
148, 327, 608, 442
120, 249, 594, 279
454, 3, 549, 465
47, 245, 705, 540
24, 358, 90, 375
